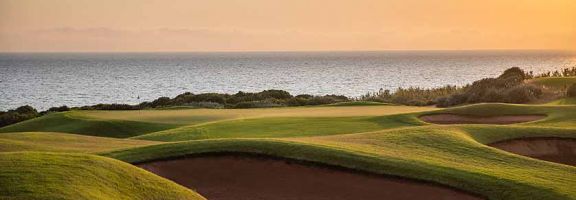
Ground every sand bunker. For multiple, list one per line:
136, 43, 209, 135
420, 114, 545, 124
489, 138, 576, 166
138, 154, 481, 200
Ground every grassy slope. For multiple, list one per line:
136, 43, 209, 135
134, 114, 424, 141
102, 103, 576, 200
0, 112, 179, 138
0, 152, 204, 200
0, 132, 161, 153
547, 97, 576, 105
78, 105, 435, 124
3, 103, 576, 200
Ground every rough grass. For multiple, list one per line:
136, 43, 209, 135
0, 132, 160, 153
0, 152, 204, 200
547, 97, 576, 105
529, 77, 576, 90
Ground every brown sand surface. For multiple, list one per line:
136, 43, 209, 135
420, 114, 545, 124
138, 155, 482, 200
489, 138, 576, 166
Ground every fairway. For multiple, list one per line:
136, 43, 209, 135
1, 103, 576, 200
78, 105, 437, 124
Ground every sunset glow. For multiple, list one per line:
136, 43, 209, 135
1, 0, 574, 52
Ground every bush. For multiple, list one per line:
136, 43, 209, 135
567, 83, 576, 97
0, 105, 39, 127
506, 85, 542, 103
233, 101, 283, 108
436, 67, 546, 107
47, 106, 71, 112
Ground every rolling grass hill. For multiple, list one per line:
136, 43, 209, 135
0, 112, 179, 138
133, 114, 424, 141
0, 152, 204, 200
1, 103, 575, 200
0, 132, 160, 153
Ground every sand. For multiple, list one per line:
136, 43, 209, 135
489, 138, 576, 166
419, 114, 545, 124
138, 154, 482, 200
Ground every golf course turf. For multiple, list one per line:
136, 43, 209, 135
419, 114, 546, 124
1, 103, 575, 199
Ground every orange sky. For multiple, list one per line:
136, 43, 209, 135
0, 0, 574, 52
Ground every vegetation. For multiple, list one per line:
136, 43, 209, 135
0, 132, 159, 153
436, 67, 544, 107
3, 67, 576, 128
0, 152, 204, 200
0, 105, 39, 127
360, 86, 461, 106
567, 83, 576, 97
1, 103, 576, 199
0, 112, 179, 138
528, 67, 576, 79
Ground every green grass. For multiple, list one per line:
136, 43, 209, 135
73, 105, 435, 124
324, 101, 392, 106
0, 112, 179, 138
0, 132, 160, 153
2, 103, 576, 200
547, 97, 576, 105
529, 77, 576, 90
134, 114, 424, 141
0, 152, 204, 200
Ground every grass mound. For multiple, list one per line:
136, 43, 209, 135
0, 112, 179, 138
134, 115, 424, 141
0, 152, 204, 200
0, 132, 160, 153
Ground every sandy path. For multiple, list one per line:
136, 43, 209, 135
420, 114, 545, 124
138, 155, 481, 200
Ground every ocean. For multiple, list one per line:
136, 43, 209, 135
1, 50, 574, 111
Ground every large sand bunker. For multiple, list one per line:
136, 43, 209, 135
138, 154, 481, 200
489, 138, 576, 167
420, 114, 545, 124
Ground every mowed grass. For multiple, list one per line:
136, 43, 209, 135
0, 152, 204, 200
78, 105, 436, 124
0, 112, 179, 138
0, 132, 161, 153
2, 103, 576, 200
134, 114, 424, 141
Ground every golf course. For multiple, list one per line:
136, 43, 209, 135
1, 91, 575, 199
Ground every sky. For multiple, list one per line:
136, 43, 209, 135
0, 0, 575, 52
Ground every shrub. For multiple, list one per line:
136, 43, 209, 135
506, 85, 542, 103
233, 101, 283, 108
0, 105, 39, 127
47, 105, 71, 112
567, 83, 576, 97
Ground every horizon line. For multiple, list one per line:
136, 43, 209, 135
0, 48, 574, 54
